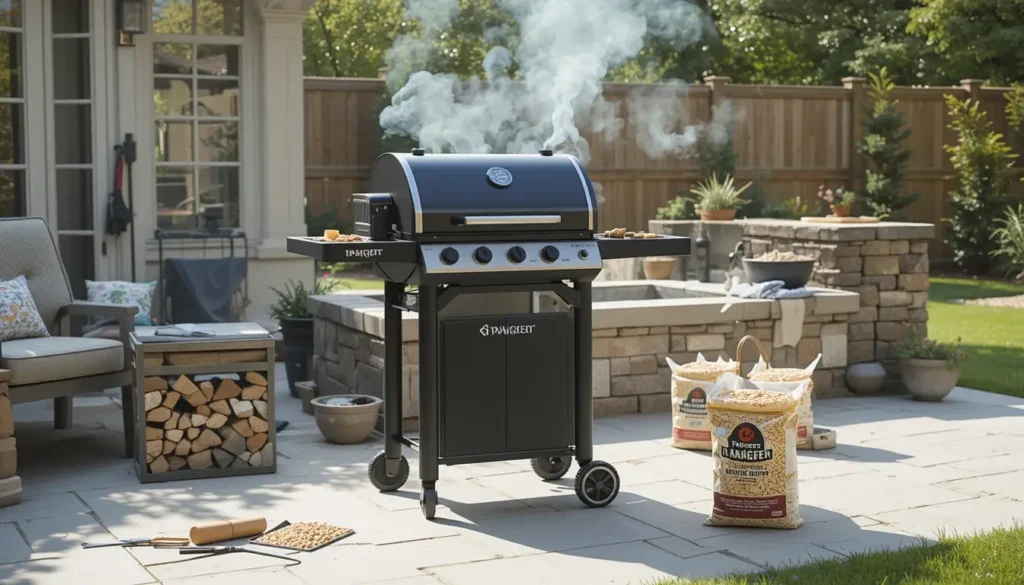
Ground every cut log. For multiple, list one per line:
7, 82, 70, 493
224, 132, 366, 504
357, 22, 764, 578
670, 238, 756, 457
241, 385, 265, 401
177, 414, 192, 430
199, 381, 215, 401
248, 451, 262, 467
162, 440, 176, 455
206, 413, 228, 429
167, 456, 187, 471
186, 427, 201, 441
209, 400, 231, 416
185, 388, 210, 408
172, 375, 199, 396
150, 456, 170, 474
239, 451, 251, 463
229, 458, 247, 469
246, 433, 268, 453
146, 440, 162, 458
146, 407, 172, 423
146, 427, 165, 441
167, 349, 266, 366
259, 443, 273, 466
144, 376, 168, 392
253, 400, 268, 419
245, 372, 268, 386
213, 379, 242, 401
230, 399, 254, 418
162, 391, 182, 409
187, 450, 213, 470
231, 419, 254, 438
165, 429, 184, 442
220, 427, 246, 456
191, 414, 208, 427
248, 416, 269, 434
194, 429, 222, 452
143, 354, 164, 368
164, 411, 180, 430
196, 404, 211, 417
147, 453, 156, 464
174, 439, 192, 457
212, 448, 234, 468
144, 391, 163, 412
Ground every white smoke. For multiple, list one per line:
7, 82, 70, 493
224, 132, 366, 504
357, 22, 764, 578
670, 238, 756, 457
627, 84, 739, 159
381, 0, 722, 166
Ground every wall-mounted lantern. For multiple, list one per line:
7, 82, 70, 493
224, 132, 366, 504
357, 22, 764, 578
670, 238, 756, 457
117, 0, 147, 46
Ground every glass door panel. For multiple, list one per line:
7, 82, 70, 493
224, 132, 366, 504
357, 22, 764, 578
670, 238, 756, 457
0, 3, 25, 217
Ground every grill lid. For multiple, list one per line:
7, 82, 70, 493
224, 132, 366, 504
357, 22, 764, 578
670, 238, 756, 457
368, 152, 596, 237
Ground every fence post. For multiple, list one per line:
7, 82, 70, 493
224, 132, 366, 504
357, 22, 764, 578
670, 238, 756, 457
843, 77, 867, 196
704, 75, 731, 117
960, 78, 984, 103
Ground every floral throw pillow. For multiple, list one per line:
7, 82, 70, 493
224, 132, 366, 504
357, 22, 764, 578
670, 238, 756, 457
86, 280, 158, 326
0, 275, 50, 341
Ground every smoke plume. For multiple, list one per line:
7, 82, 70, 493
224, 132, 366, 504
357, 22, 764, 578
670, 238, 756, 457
381, 0, 722, 166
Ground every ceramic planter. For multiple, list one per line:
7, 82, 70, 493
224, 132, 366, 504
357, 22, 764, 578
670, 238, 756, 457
699, 209, 737, 221
830, 205, 852, 218
900, 358, 959, 401
845, 362, 886, 394
642, 257, 676, 280
312, 395, 383, 444
279, 317, 314, 397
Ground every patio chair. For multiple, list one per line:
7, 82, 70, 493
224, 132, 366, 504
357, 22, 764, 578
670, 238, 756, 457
0, 217, 137, 458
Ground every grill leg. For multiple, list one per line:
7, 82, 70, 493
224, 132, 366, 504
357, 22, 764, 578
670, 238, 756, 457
418, 284, 439, 490
384, 281, 404, 475
574, 281, 593, 465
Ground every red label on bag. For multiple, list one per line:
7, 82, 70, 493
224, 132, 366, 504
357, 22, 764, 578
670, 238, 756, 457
673, 428, 711, 442
798, 425, 808, 439
714, 493, 787, 519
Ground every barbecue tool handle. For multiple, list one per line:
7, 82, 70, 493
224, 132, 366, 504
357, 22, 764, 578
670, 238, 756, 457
180, 546, 237, 555
458, 215, 561, 226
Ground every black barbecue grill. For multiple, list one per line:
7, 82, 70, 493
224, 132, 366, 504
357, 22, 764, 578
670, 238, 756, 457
287, 150, 690, 519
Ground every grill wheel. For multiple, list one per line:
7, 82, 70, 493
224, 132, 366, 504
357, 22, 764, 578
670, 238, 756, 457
368, 451, 410, 492
530, 456, 573, 481
574, 460, 620, 508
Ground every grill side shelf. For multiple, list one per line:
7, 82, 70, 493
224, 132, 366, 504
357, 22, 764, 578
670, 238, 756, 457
286, 237, 419, 263
596, 235, 692, 260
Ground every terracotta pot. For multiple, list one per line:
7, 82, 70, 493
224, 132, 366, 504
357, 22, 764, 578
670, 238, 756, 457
899, 358, 960, 402
699, 209, 737, 221
830, 205, 852, 217
312, 395, 382, 444
642, 257, 676, 280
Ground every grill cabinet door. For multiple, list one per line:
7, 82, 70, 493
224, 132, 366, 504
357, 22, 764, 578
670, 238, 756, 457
441, 317, 507, 458
505, 314, 573, 452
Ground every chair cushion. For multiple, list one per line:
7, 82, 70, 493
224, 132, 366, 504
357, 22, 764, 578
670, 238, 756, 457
86, 280, 157, 326
2, 337, 124, 386
0, 276, 50, 342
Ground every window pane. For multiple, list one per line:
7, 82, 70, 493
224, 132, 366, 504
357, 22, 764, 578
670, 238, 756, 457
197, 0, 242, 36
53, 39, 90, 100
0, 0, 21, 27
54, 104, 92, 164
52, 0, 88, 33
154, 120, 193, 162
59, 235, 94, 300
0, 169, 24, 217
154, 43, 192, 76
0, 102, 23, 164
196, 45, 239, 76
197, 78, 238, 117
156, 166, 195, 230
56, 169, 93, 230
154, 78, 193, 116
198, 121, 237, 162
197, 166, 239, 227
153, 0, 193, 35
0, 32, 22, 98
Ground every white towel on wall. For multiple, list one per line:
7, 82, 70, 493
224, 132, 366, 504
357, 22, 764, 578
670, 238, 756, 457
774, 298, 806, 349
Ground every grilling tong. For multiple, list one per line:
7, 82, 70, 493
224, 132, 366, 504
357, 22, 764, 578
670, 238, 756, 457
82, 536, 190, 549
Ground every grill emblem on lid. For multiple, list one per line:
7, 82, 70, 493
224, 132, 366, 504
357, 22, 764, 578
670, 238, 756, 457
486, 167, 513, 188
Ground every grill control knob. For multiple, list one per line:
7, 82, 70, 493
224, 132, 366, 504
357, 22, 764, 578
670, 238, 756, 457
541, 245, 560, 263
507, 246, 527, 264
473, 247, 493, 264
578, 249, 589, 259
439, 247, 460, 265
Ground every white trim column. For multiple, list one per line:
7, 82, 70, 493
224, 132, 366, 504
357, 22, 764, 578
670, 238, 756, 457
252, 0, 313, 258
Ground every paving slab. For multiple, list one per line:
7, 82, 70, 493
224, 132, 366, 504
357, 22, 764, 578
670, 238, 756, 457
938, 469, 1024, 500
0, 522, 34, 564
798, 471, 975, 516
0, 547, 155, 585
160, 567, 308, 585
874, 495, 1024, 539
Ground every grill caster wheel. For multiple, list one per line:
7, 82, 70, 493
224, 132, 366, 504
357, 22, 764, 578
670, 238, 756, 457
368, 451, 410, 492
574, 460, 620, 509
530, 456, 572, 481
420, 487, 438, 520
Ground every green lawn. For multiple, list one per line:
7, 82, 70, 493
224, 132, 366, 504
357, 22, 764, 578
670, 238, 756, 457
653, 526, 1024, 585
927, 276, 1024, 397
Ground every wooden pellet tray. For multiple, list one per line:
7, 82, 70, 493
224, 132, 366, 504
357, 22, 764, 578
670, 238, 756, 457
249, 521, 355, 552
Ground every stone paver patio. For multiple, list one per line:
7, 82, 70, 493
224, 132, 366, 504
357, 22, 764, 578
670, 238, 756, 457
3, 365, 1024, 585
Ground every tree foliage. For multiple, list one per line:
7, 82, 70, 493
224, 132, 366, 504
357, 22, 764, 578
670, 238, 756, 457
860, 68, 917, 219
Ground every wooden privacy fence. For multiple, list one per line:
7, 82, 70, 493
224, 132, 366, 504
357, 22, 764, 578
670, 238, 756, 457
304, 76, 1024, 258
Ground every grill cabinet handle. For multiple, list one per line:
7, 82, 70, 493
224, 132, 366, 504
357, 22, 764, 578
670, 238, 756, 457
458, 215, 562, 226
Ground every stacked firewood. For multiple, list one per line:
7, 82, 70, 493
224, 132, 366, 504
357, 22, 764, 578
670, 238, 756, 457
143, 372, 273, 474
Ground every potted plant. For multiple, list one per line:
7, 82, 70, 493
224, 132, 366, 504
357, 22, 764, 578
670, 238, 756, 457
268, 278, 340, 397
642, 256, 676, 279
817, 185, 856, 217
897, 329, 968, 401
311, 394, 383, 444
689, 174, 751, 221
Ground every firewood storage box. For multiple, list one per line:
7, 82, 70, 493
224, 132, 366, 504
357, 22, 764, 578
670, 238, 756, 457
130, 323, 277, 483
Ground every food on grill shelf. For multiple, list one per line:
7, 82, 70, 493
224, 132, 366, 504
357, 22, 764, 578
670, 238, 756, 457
602, 228, 659, 239
322, 230, 365, 243
667, 354, 738, 451
753, 250, 813, 262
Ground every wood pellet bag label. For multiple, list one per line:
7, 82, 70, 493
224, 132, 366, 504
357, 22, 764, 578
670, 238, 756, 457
714, 422, 785, 518
671, 381, 713, 450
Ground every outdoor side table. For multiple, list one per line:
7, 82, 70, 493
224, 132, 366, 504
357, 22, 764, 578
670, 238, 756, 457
131, 323, 277, 483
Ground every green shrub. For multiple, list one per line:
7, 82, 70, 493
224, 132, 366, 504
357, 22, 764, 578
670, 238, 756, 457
763, 195, 817, 219
268, 279, 343, 321
859, 68, 917, 219
992, 203, 1024, 281
943, 95, 1018, 274
898, 327, 968, 371
688, 174, 751, 212
654, 196, 698, 220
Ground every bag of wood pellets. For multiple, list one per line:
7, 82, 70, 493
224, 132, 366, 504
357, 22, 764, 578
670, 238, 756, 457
748, 354, 821, 450
705, 369, 808, 530
666, 354, 738, 450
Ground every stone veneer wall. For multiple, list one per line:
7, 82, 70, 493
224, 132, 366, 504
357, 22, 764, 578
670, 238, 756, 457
742, 220, 934, 381
310, 282, 858, 427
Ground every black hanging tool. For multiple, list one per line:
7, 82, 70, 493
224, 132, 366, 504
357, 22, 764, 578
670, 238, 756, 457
122, 133, 138, 281
105, 146, 133, 244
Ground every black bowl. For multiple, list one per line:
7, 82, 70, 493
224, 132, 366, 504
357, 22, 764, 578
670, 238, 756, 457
742, 258, 815, 289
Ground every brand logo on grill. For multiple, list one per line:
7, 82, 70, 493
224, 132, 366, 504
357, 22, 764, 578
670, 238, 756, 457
486, 167, 513, 188
345, 248, 383, 259
479, 324, 535, 336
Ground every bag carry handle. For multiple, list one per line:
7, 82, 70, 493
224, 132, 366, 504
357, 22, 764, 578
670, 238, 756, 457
735, 335, 770, 376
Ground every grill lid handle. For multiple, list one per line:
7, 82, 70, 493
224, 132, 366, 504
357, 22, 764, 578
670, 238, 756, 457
456, 215, 562, 226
